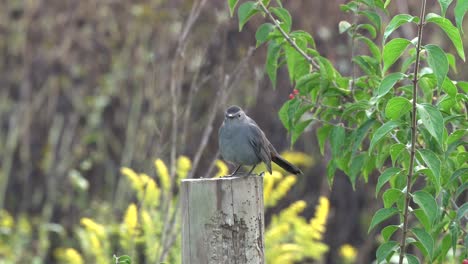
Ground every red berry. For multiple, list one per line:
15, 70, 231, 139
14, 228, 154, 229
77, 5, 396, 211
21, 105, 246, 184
293, 89, 299, 95
463, 259, 468, 264
289, 93, 294, 100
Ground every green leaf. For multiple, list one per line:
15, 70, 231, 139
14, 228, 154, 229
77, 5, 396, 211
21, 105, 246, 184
425, 44, 449, 88
377, 72, 406, 98
265, 41, 282, 88
357, 36, 381, 62
435, 234, 452, 262
284, 38, 308, 82
454, 0, 468, 33
438, 0, 454, 16
385, 97, 412, 120
382, 225, 399, 242
413, 190, 438, 227
357, 23, 377, 38
349, 153, 366, 189
278, 100, 292, 130
390, 143, 406, 166
376, 240, 399, 263
457, 202, 468, 221
376, 168, 402, 197
416, 103, 444, 148
238, 1, 259, 31
351, 118, 375, 153
455, 182, 468, 199
353, 55, 380, 76
369, 121, 400, 153
228, 0, 239, 16
383, 188, 404, 208
412, 228, 434, 258
426, 13, 465, 60
292, 119, 312, 145
405, 254, 420, 264
330, 125, 346, 158
441, 78, 457, 96
383, 38, 412, 72
449, 222, 459, 255
384, 14, 418, 42
359, 10, 382, 31
368, 207, 399, 232
417, 149, 441, 192
414, 208, 431, 231
255, 23, 275, 47
270, 7, 292, 33
317, 125, 331, 156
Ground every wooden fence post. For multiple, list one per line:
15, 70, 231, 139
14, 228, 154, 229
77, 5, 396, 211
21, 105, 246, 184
181, 175, 265, 264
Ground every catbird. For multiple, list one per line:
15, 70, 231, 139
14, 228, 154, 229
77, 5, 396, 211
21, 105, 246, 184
218, 105, 302, 176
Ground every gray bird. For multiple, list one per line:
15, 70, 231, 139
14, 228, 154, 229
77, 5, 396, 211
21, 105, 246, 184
218, 105, 303, 176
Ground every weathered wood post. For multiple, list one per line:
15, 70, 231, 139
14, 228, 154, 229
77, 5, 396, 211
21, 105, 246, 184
181, 175, 264, 264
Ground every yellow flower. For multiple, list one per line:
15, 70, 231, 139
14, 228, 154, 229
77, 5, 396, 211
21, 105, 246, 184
265, 223, 290, 242
177, 156, 192, 180
140, 174, 160, 207
214, 160, 229, 178
89, 233, 101, 252
121, 167, 142, 191
0, 210, 14, 229
54, 248, 84, 264
309, 196, 330, 239
80, 218, 106, 238
339, 244, 357, 262
124, 203, 138, 236
155, 159, 170, 191
269, 175, 297, 206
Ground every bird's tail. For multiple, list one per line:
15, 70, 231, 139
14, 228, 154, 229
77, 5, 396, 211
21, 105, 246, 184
271, 154, 303, 175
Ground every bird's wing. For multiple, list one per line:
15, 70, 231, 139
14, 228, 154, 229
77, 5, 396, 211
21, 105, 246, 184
247, 123, 272, 173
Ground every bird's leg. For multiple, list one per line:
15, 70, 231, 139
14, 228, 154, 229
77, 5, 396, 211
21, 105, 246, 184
247, 164, 257, 175
227, 165, 242, 177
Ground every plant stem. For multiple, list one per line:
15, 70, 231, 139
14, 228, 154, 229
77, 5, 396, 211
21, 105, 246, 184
257, 1, 320, 69
398, 0, 426, 263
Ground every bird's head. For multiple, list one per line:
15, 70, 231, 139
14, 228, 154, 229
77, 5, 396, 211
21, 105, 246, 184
224, 105, 246, 123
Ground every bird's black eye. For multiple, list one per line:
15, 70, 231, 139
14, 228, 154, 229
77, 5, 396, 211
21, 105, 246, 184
237, 113, 241, 117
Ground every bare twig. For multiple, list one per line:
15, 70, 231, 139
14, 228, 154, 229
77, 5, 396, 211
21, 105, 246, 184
257, 1, 320, 69
159, 0, 208, 261
399, 1, 426, 263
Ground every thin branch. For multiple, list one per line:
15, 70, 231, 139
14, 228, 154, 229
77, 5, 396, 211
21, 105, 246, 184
399, 0, 426, 263
257, 1, 320, 69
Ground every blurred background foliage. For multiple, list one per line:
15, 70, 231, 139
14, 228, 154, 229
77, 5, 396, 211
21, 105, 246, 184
0, 0, 466, 263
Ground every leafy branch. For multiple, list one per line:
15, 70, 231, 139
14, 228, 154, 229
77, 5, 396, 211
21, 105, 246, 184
256, 1, 320, 69
398, 0, 427, 263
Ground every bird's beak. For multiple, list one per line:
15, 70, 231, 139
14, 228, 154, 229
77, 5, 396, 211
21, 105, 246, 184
226, 113, 235, 118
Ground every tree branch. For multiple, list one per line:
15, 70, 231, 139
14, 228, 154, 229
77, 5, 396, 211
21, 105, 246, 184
398, 0, 426, 263
257, 1, 320, 69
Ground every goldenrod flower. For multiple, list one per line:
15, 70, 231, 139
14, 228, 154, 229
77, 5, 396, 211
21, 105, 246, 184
214, 160, 229, 178
155, 159, 170, 191
123, 203, 138, 236
265, 223, 290, 242
339, 244, 357, 262
140, 174, 160, 207
0, 210, 14, 229
269, 175, 297, 206
121, 167, 142, 191
309, 196, 330, 239
54, 248, 84, 264
177, 156, 192, 180
80, 218, 106, 239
